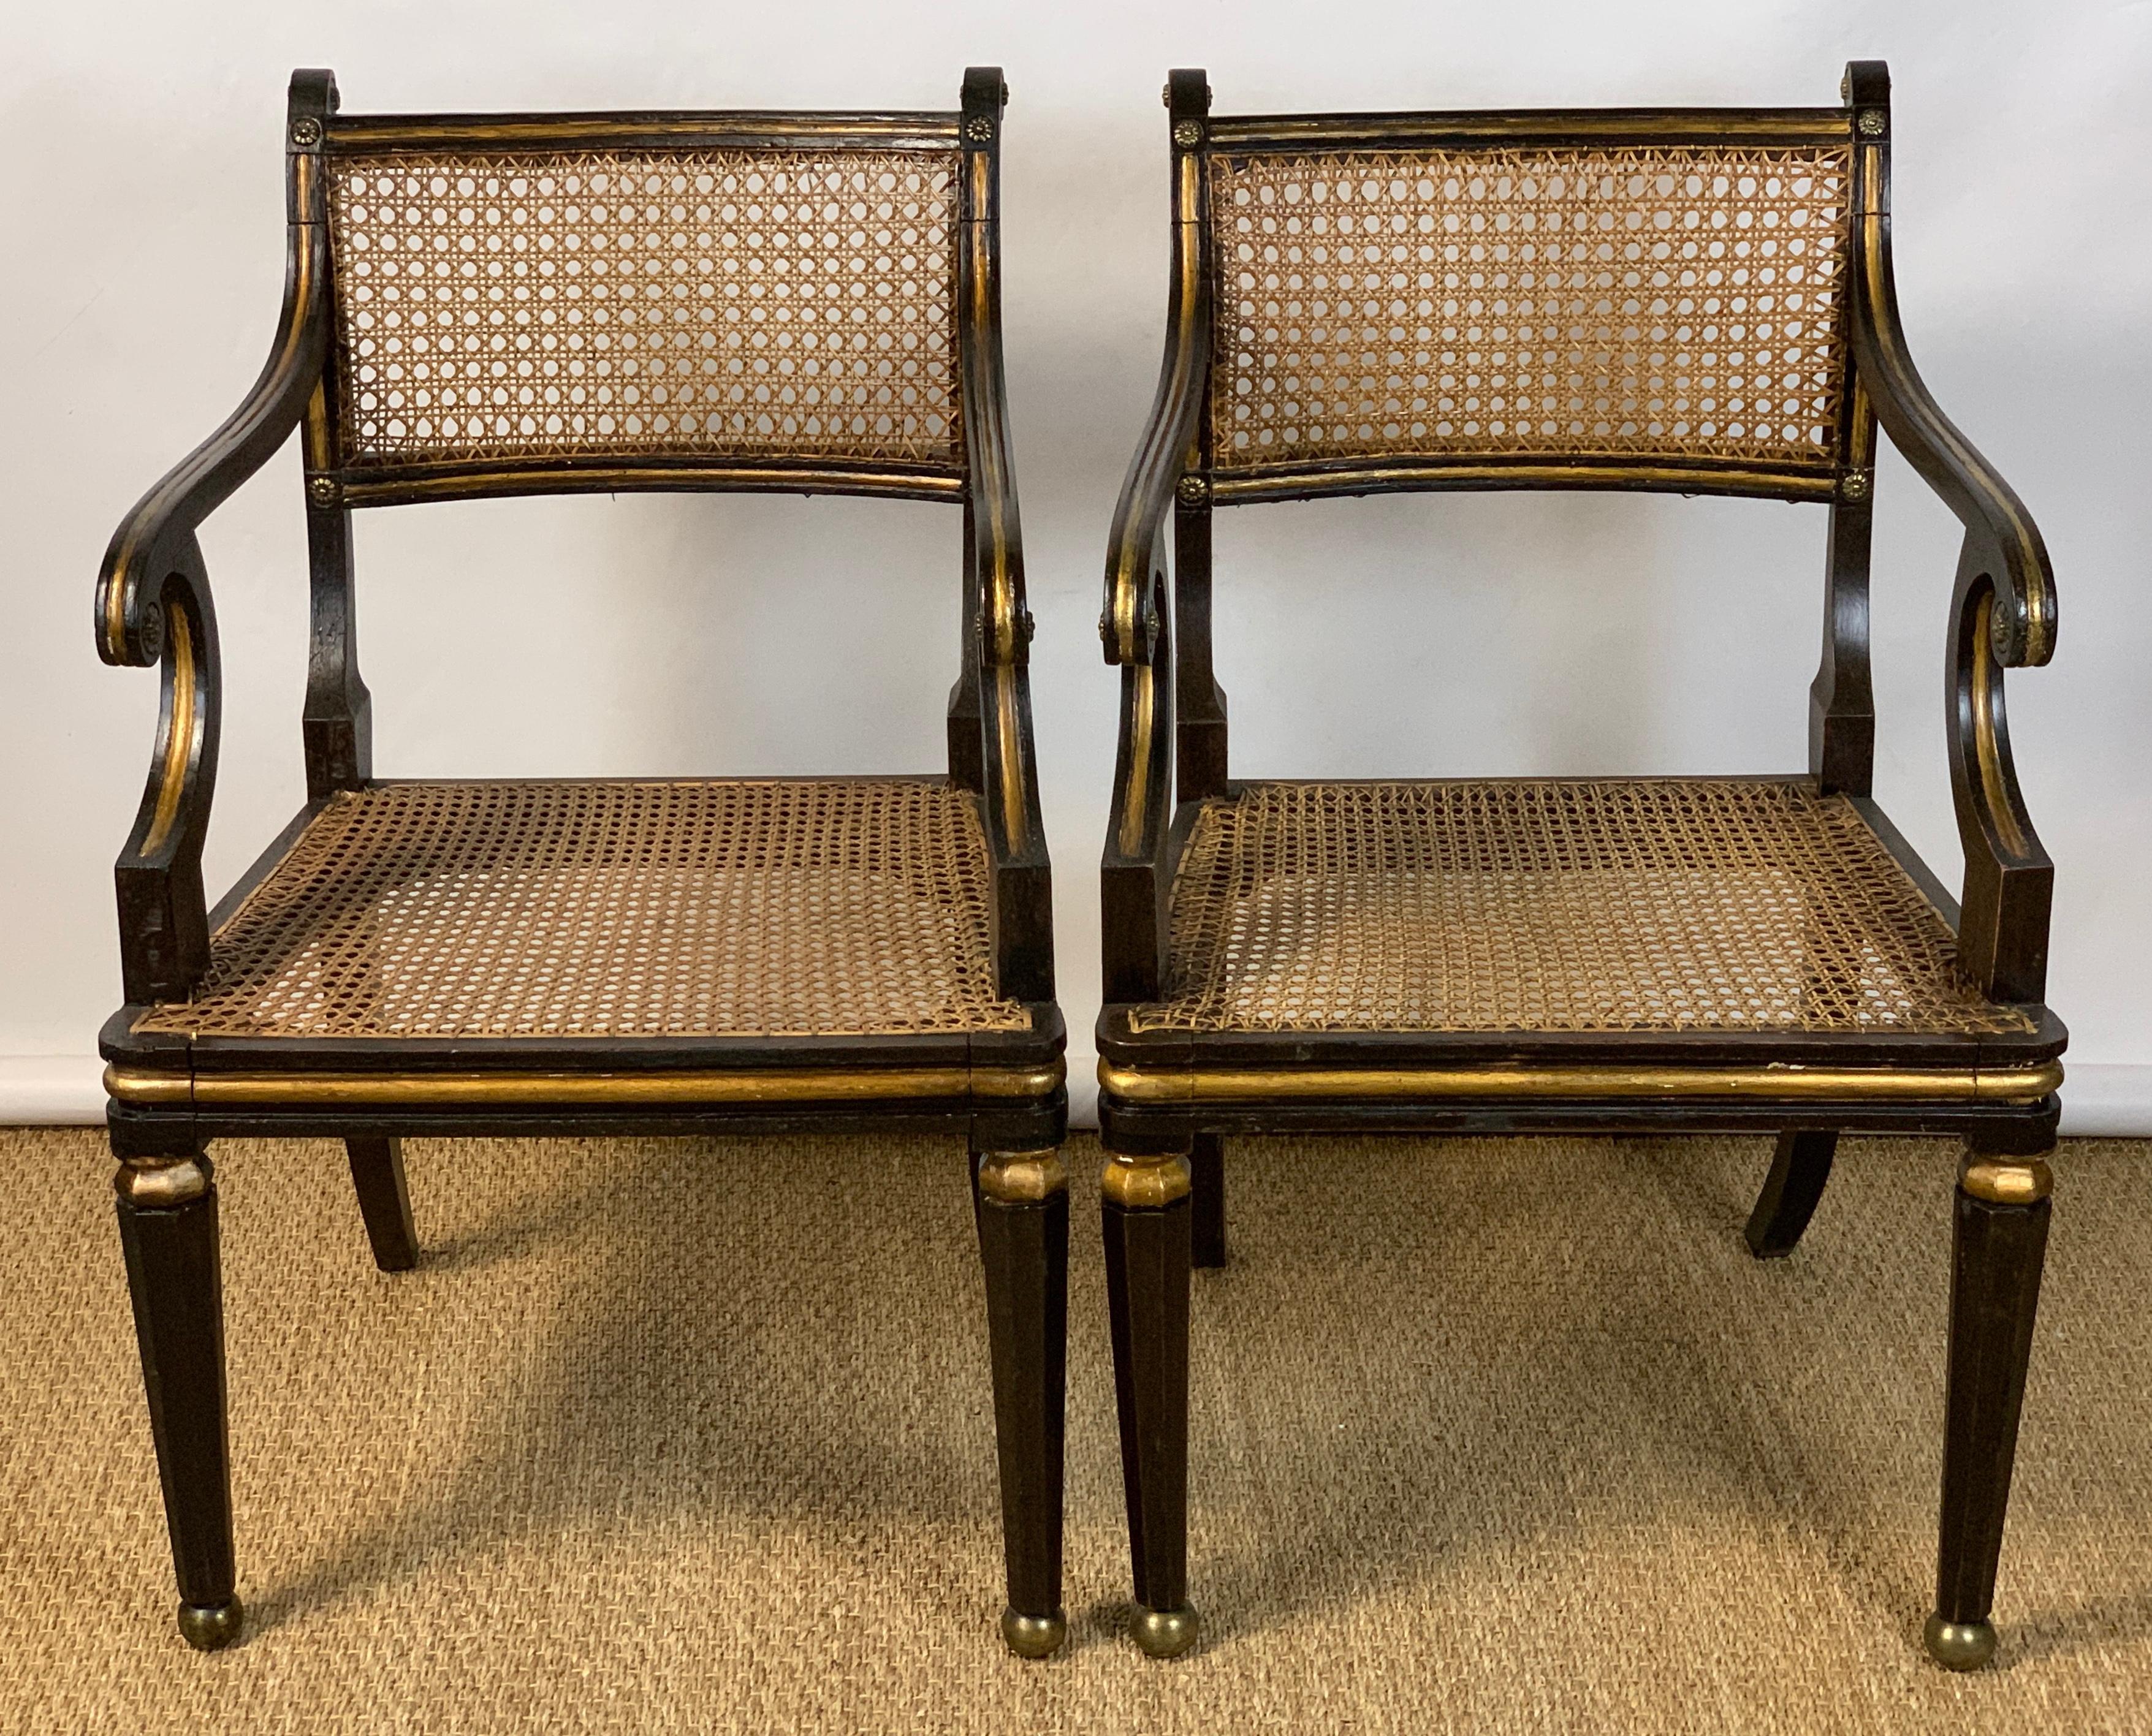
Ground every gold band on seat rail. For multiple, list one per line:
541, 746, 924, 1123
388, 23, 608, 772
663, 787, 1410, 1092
1098, 1059, 2061, 1105
105, 1062, 1063, 1108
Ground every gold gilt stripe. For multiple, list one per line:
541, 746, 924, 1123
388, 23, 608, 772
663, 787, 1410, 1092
994, 665, 1026, 847
1212, 462, 1836, 501
1858, 149, 2048, 661
105, 226, 322, 659
1108, 154, 1204, 663
327, 116, 962, 149
106, 1063, 1064, 1108
1116, 664, 1157, 860
1971, 596, 2032, 859
1099, 1059, 2061, 1105
338, 466, 965, 505
140, 608, 197, 855
1206, 111, 1852, 147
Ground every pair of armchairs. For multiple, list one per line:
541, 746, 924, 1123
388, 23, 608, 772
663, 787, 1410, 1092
99, 63, 2061, 1673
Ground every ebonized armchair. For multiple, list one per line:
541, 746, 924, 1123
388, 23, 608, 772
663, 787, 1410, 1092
1096, 64, 2062, 1669
97, 68, 1071, 1658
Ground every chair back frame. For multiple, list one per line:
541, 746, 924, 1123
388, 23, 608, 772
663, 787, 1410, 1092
1101, 62, 2055, 1012
97, 69, 1051, 1009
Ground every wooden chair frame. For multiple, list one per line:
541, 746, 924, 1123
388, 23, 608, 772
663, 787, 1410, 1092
96, 68, 1071, 1658
1095, 64, 2062, 1670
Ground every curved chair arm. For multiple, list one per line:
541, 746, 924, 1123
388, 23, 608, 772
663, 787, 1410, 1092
112, 540, 224, 1005
1945, 535, 2053, 1004
959, 67, 1053, 1003
100, 71, 335, 1003
1101, 78, 1212, 668
1101, 572, 1177, 1001
1847, 71, 2054, 669
96, 211, 329, 669
1838, 61, 2055, 1004
1101, 294, 1207, 668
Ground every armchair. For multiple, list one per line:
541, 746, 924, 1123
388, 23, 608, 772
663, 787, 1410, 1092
1095, 63, 2063, 1670
97, 67, 1070, 1658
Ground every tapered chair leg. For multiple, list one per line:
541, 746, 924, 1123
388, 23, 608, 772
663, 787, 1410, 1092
1190, 1133, 1226, 1270
974, 1150, 1069, 1658
1102, 1148, 1198, 1658
1744, 1129, 1838, 1258
346, 1137, 418, 1272
1925, 1147, 2054, 1671
114, 1147, 241, 1651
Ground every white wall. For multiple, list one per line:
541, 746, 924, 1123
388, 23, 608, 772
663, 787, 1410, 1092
4, 0, 2148, 1129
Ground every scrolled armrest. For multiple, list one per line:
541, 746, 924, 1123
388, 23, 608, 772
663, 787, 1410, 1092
96, 218, 327, 667
1102, 115, 1211, 669
1100, 572, 1177, 1001
1102, 299, 1207, 669
1852, 201, 2055, 669
956, 69, 1053, 1002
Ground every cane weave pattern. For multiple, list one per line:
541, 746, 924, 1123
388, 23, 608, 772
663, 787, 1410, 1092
134, 781, 1028, 1040
325, 150, 962, 471
1209, 145, 1853, 474
1130, 781, 2031, 1036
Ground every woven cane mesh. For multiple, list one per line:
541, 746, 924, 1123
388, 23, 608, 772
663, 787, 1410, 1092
324, 149, 962, 471
1209, 145, 1853, 474
134, 781, 1028, 1040
1130, 781, 2030, 1036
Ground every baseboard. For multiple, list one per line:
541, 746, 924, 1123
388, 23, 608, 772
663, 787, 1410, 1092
6, 1053, 2147, 1136
0, 1055, 107, 1123
2054, 1064, 2152, 1136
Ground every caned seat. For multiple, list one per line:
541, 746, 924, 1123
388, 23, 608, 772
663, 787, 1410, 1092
94, 70, 1072, 1662
1133, 779, 2028, 1042
1092, 66, 2065, 1673
132, 780, 1031, 1045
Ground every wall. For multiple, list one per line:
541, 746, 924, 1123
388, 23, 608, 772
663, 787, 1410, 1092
3, 0, 2148, 1128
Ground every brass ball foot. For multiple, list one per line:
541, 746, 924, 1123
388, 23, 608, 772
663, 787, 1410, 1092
1923, 1613, 1996, 1672
1131, 1604, 1199, 1659
177, 1598, 242, 1652
1000, 1607, 1067, 1658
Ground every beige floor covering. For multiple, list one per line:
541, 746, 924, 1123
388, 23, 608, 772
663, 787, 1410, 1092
4, 1126, 2150, 1734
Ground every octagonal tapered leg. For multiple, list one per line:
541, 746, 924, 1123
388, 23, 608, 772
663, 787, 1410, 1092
115, 1145, 240, 1651
1102, 1147, 1198, 1658
974, 1149, 1069, 1658
1926, 1146, 2053, 1671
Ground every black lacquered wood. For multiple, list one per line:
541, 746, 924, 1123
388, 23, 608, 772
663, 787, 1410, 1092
1810, 374, 1877, 797
976, 1175, 1069, 1631
1934, 1164, 2051, 1634
1947, 547, 2054, 1005
116, 1162, 235, 1624
346, 1137, 417, 1272
1846, 61, 2054, 672
1743, 1129, 1838, 1257
1101, 574, 1179, 1005
1103, 1194, 1193, 1620
97, 64, 1065, 1661
112, 554, 221, 1005
301, 372, 373, 800
1173, 499, 1228, 805
1094, 59, 2067, 1669
1189, 1134, 1226, 1269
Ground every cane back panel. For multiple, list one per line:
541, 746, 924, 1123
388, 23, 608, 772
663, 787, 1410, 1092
1131, 780, 2032, 1037
133, 780, 1030, 1040
1206, 141, 1855, 480
322, 140, 963, 478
